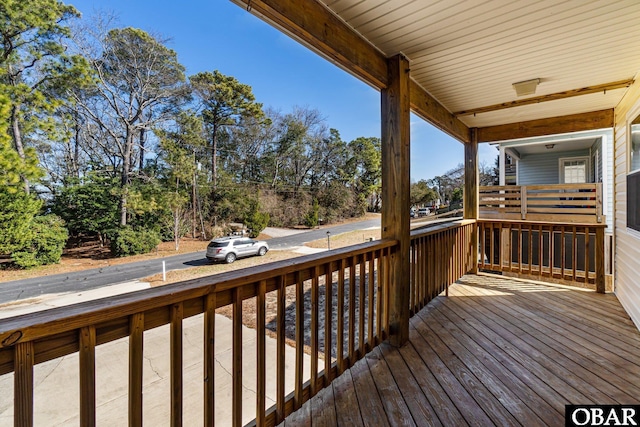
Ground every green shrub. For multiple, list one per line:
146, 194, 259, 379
12, 215, 69, 268
243, 198, 270, 238
304, 199, 320, 228
110, 227, 161, 257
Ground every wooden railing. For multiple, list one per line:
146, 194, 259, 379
479, 183, 603, 224
410, 220, 475, 315
478, 219, 605, 293
0, 220, 477, 427
0, 239, 396, 427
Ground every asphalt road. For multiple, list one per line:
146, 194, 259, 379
0, 218, 381, 304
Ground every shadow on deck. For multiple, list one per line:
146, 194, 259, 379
279, 274, 640, 426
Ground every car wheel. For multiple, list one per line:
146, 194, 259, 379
258, 246, 268, 256
225, 253, 236, 264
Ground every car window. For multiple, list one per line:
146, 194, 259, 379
209, 241, 229, 248
233, 239, 252, 246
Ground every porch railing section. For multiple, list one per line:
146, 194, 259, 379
0, 220, 477, 427
478, 219, 605, 293
410, 219, 475, 315
1, 239, 396, 427
479, 183, 603, 224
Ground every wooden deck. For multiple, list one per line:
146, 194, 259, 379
278, 274, 640, 426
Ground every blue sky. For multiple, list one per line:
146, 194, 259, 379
68, 0, 496, 181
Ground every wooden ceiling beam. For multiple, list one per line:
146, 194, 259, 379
477, 109, 614, 143
232, 0, 388, 90
454, 79, 634, 117
231, 0, 470, 143
410, 80, 470, 143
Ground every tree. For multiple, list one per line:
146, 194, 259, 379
157, 110, 208, 238
0, 0, 88, 192
346, 136, 381, 213
74, 27, 187, 226
410, 179, 438, 207
0, 94, 42, 191
190, 70, 264, 189
51, 174, 120, 245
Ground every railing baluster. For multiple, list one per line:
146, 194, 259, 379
429, 235, 435, 299
171, 303, 183, 427
596, 226, 605, 293
324, 263, 333, 385
518, 223, 523, 274
376, 250, 383, 342
79, 326, 96, 427
337, 259, 345, 373
538, 224, 543, 277
410, 241, 416, 314
367, 253, 375, 348
294, 271, 304, 408
204, 293, 216, 427
572, 226, 577, 282
585, 227, 591, 283
358, 254, 366, 356
232, 288, 243, 427
561, 227, 566, 279
15, 341, 34, 427
528, 224, 533, 275
276, 276, 285, 422
384, 247, 391, 337
550, 226, 556, 278
420, 236, 426, 308
256, 280, 266, 427
311, 266, 319, 395
129, 313, 144, 427
348, 257, 356, 362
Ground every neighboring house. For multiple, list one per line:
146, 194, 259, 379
486, 129, 614, 281
493, 128, 614, 233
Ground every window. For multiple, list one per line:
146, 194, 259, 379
632, 119, 640, 173
560, 157, 589, 184
629, 112, 640, 232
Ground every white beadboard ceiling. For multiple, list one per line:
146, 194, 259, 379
322, 0, 640, 128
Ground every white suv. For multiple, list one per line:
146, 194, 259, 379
417, 207, 430, 217
206, 237, 269, 263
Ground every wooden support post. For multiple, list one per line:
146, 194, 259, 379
381, 54, 410, 347
596, 226, 605, 293
465, 129, 479, 274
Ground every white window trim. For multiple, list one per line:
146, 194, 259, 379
627, 100, 640, 174
558, 156, 590, 184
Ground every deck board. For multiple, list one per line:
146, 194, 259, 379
281, 274, 640, 426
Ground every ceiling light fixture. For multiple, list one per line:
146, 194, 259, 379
513, 78, 541, 96
545, 144, 555, 149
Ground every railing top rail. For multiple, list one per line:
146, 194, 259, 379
479, 185, 521, 192
477, 218, 607, 228
410, 219, 475, 239
479, 183, 599, 191
0, 238, 398, 347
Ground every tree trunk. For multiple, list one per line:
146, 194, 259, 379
211, 123, 218, 189
73, 111, 81, 179
192, 170, 197, 238
10, 104, 29, 193
174, 208, 180, 251
138, 128, 145, 170
120, 130, 134, 226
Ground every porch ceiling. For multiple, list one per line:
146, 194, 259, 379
233, 0, 640, 141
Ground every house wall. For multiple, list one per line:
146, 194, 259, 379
613, 76, 640, 329
518, 149, 590, 185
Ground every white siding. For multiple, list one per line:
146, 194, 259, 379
613, 77, 640, 329
518, 149, 590, 185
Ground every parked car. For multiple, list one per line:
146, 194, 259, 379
206, 236, 269, 263
410, 209, 416, 218
417, 207, 430, 217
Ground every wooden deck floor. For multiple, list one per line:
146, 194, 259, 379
278, 274, 640, 426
